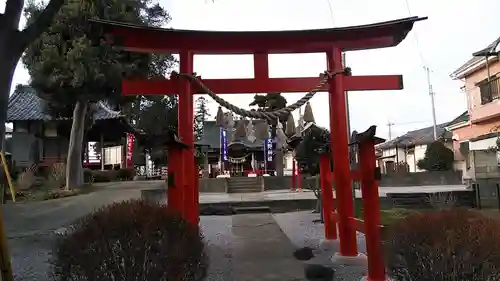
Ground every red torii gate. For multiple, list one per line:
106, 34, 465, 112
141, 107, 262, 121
93, 16, 425, 281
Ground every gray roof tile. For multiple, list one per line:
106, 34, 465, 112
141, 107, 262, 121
377, 122, 452, 149
7, 85, 123, 122
447, 111, 469, 127
451, 36, 500, 78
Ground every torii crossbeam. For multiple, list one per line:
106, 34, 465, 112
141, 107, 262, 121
92, 16, 426, 281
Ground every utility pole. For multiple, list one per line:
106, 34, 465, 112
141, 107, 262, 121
424, 66, 438, 140
387, 121, 395, 140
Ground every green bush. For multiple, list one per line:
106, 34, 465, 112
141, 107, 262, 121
416, 141, 454, 171
83, 168, 93, 183
50, 200, 208, 281
386, 209, 500, 280
43, 189, 80, 200
116, 168, 135, 181
91, 170, 118, 182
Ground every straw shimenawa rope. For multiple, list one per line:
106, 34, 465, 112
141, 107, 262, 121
173, 70, 347, 121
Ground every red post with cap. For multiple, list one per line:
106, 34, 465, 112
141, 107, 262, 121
320, 154, 337, 240
359, 137, 385, 280
167, 148, 184, 214
327, 47, 358, 256
177, 50, 198, 225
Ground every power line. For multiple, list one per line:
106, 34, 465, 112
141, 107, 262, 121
325, 0, 335, 26
387, 120, 432, 140
404, 0, 426, 66
404, 0, 439, 141
393, 120, 431, 125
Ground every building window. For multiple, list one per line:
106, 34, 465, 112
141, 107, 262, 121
479, 75, 500, 105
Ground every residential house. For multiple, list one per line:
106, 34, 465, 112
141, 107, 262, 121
7, 85, 135, 171
376, 123, 453, 174
449, 36, 500, 179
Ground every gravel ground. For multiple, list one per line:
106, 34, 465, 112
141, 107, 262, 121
274, 211, 369, 281
8, 214, 305, 281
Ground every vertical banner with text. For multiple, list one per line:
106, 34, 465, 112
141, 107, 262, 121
263, 127, 273, 172
220, 128, 228, 162
126, 133, 135, 168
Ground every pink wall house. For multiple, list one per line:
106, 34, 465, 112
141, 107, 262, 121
449, 37, 500, 179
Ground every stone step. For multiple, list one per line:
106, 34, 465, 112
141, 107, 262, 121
228, 187, 261, 193
227, 180, 259, 184
227, 183, 260, 188
233, 206, 271, 214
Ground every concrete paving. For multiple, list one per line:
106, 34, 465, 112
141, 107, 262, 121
200, 184, 469, 203
274, 211, 369, 280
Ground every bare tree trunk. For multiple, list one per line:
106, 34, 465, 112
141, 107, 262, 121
0, 0, 66, 145
0, 39, 22, 152
65, 100, 88, 189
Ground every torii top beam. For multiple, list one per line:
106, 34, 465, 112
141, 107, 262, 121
90, 17, 426, 54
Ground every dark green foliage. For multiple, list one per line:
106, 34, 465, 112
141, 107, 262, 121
91, 170, 117, 182
83, 168, 93, 183
22, 0, 176, 116
386, 209, 500, 281
22, 0, 176, 189
50, 200, 208, 281
116, 168, 135, 180
249, 93, 287, 111
90, 169, 134, 182
249, 93, 288, 124
135, 96, 179, 165
416, 141, 454, 171
295, 125, 330, 176
194, 96, 210, 141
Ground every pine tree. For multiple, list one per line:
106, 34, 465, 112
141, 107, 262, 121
23, 0, 174, 188
194, 97, 211, 141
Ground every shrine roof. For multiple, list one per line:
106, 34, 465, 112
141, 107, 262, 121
7, 85, 124, 122
196, 121, 265, 149
90, 16, 427, 54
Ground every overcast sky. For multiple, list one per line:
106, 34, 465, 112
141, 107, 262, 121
2, 0, 500, 140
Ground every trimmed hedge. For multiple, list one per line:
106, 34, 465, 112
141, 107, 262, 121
90, 168, 136, 183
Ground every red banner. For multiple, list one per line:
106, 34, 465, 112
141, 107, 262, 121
126, 133, 134, 168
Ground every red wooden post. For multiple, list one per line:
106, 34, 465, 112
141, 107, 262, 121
320, 154, 337, 240
297, 167, 302, 191
178, 50, 197, 225
327, 47, 357, 256
359, 138, 385, 280
194, 158, 200, 224
291, 158, 296, 191
167, 148, 183, 213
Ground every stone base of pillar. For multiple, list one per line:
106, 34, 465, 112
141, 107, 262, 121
359, 275, 393, 281
318, 239, 340, 252
331, 252, 368, 267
